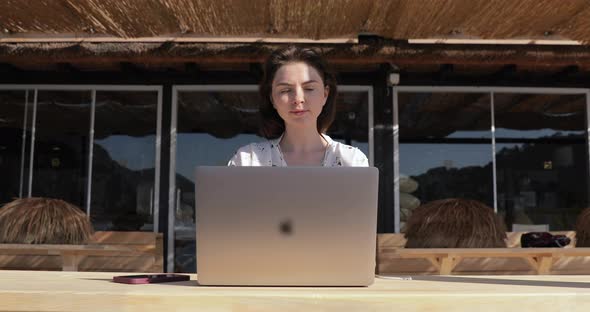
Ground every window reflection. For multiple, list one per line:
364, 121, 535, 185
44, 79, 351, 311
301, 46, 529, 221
397, 91, 589, 232
398, 93, 493, 228
174, 90, 262, 273
0, 91, 30, 204
91, 91, 158, 231
495, 93, 588, 230
32, 91, 92, 208
329, 92, 370, 156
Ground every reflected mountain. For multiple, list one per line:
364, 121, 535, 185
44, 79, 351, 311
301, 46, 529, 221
408, 134, 587, 230
90, 143, 194, 230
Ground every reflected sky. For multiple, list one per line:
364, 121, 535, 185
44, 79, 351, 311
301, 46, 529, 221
495, 128, 585, 138
94, 130, 582, 178
177, 134, 370, 182
95, 135, 156, 171
94, 132, 371, 182
401, 129, 586, 177
400, 143, 493, 177
447, 131, 491, 138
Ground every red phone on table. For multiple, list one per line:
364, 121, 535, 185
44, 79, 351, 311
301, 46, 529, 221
113, 274, 190, 284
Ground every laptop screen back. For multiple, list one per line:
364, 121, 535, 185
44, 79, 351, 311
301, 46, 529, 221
195, 166, 379, 286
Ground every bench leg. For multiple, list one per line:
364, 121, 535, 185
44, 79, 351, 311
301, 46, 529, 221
426, 257, 441, 271
61, 254, 81, 271
440, 256, 459, 275
526, 256, 553, 275
537, 256, 553, 275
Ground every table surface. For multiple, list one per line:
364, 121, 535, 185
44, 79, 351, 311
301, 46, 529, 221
1, 270, 590, 311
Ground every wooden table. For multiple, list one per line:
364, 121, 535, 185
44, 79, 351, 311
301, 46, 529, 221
1, 270, 590, 311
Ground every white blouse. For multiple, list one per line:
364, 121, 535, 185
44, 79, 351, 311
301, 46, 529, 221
228, 134, 369, 167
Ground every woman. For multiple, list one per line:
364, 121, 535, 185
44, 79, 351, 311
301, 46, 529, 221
228, 46, 368, 167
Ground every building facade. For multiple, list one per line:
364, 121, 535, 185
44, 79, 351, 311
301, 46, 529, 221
2, 1, 590, 272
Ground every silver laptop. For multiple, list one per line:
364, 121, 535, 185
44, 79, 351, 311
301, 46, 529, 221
194, 166, 379, 286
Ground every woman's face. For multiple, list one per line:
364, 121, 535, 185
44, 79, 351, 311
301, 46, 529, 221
271, 62, 329, 130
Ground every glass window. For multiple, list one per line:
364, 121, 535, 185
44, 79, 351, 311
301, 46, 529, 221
328, 91, 370, 156
494, 93, 588, 230
174, 89, 262, 272
0, 90, 31, 204
398, 92, 493, 227
91, 90, 159, 231
31, 91, 92, 208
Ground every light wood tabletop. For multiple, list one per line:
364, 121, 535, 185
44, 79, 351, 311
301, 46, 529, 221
1, 270, 590, 311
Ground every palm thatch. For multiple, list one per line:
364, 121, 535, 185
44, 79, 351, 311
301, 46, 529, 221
2, 1, 590, 74
575, 207, 590, 247
1, 0, 590, 42
404, 198, 507, 248
0, 197, 94, 244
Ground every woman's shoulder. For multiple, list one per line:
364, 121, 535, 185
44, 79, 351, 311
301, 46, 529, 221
227, 139, 274, 166
235, 140, 272, 153
331, 141, 367, 158
324, 135, 369, 167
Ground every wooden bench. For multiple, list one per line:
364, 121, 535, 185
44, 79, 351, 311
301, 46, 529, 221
380, 247, 590, 274
377, 232, 590, 275
0, 231, 163, 272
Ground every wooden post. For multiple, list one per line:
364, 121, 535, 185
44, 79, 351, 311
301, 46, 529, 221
61, 253, 81, 271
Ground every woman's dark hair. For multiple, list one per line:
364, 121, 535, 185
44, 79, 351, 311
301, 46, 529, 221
259, 46, 338, 139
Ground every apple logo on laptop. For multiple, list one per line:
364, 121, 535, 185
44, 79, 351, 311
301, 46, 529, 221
279, 219, 294, 236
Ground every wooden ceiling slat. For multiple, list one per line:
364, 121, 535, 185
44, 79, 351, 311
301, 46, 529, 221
2, 42, 590, 69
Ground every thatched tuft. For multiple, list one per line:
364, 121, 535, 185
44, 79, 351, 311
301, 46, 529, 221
575, 208, 590, 247
404, 198, 507, 248
0, 197, 94, 244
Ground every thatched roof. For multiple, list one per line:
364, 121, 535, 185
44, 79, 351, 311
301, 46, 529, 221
1, 0, 590, 42
1, 1, 590, 75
